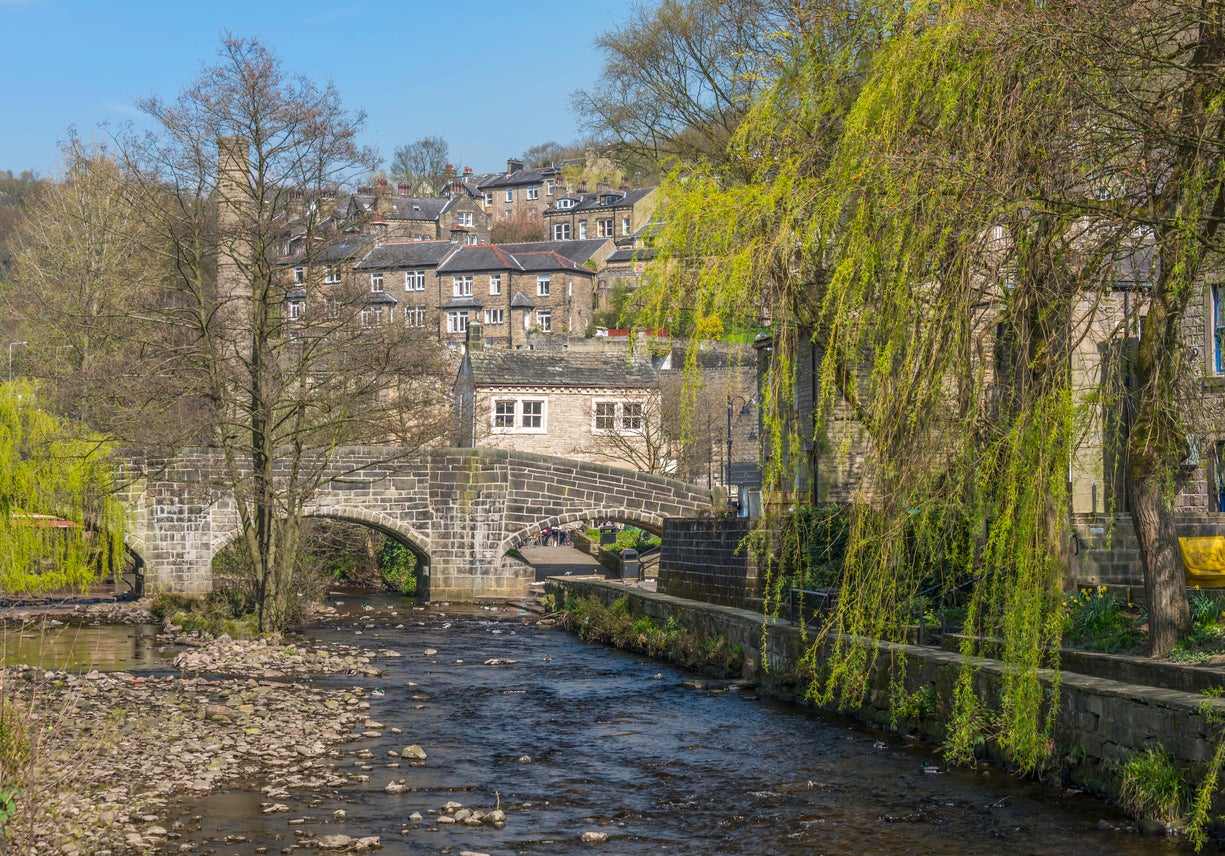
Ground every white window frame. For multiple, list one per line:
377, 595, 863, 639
287, 300, 302, 320
578, 221, 588, 239
370, 272, 384, 292
404, 306, 426, 327
446, 310, 469, 333
324, 265, 341, 284
491, 397, 547, 434
489, 274, 502, 296
622, 216, 632, 235
484, 308, 505, 325
546, 179, 555, 195
597, 218, 614, 238
504, 188, 514, 203
405, 270, 426, 291
453, 275, 473, 297
592, 399, 646, 435
536, 275, 551, 297
484, 192, 494, 206
536, 308, 552, 332
294, 266, 304, 283
553, 222, 571, 241
527, 186, 539, 200
456, 211, 473, 227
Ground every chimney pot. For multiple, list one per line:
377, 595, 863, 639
463, 166, 472, 175
397, 182, 410, 195
579, 180, 587, 193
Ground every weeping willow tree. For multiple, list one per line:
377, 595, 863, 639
0, 381, 124, 594
642, 0, 1225, 773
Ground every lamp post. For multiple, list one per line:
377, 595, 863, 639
8, 341, 27, 385
726, 394, 750, 496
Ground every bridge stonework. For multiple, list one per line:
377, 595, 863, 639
119, 447, 712, 601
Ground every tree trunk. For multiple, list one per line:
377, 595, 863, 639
1129, 469, 1190, 657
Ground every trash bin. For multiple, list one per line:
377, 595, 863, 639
621, 549, 640, 581
600, 526, 618, 547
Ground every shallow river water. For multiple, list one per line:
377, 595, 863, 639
158, 596, 1205, 856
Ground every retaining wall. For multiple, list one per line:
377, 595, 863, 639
658, 518, 762, 607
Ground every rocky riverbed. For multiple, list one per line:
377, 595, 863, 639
3, 631, 392, 854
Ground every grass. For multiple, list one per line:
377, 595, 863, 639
1119, 745, 1188, 826
1062, 585, 1143, 653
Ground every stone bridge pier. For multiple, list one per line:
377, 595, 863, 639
119, 447, 712, 601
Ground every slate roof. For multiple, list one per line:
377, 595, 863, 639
509, 291, 536, 309
280, 235, 374, 266
466, 350, 658, 389
478, 165, 563, 190
606, 247, 657, 264
349, 194, 452, 221
437, 241, 604, 274
354, 240, 457, 270
441, 296, 484, 310
544, 187, 655, 214
364, 291, 399, 306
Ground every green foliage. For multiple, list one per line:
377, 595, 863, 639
1169, 590, 1225, 663
379, 538, 417, 596
778, 504, 848, 590
584, 526, 660, 552
890, 683, 937, 726
1063, 586, 1142, 653
562, 595, 744, 675
0, 380, 125, 594
1119, 746, 1188, 826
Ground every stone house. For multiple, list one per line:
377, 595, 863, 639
347, 185, 491, 246
434, 238, 609, 350
454, 345, 662, 470
351, 240, 460, 332
476, 158, 566, 225
542, 184, 657, 245
279, 234, 377, 327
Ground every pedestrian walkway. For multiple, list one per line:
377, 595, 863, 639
519, 545, 608, 582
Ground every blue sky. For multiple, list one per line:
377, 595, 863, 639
0, 0, 638, 176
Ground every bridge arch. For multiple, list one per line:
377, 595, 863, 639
122, 447, 711, 600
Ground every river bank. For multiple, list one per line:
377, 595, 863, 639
3, 624, 391, 854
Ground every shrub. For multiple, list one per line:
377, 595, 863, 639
1119, 746, 1187, 825
779, 504, 849, 590
1063, 586, 1140, 652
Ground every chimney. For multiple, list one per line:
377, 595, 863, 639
507, 158, 525, 175
443, 163, 456, 181
463, 166, 473, 176
620, 176, 629, 191
579, 179, 588, 193
451, 177, 463, 196
397, 182, 410, 195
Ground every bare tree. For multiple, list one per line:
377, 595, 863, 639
389, 135, 450, 195
490, 211, 547, 243
103, 35, 451, 630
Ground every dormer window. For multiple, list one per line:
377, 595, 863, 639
602, 193, 618, 205
557, 198, 575, 210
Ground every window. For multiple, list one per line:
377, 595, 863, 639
553, 222, 571, 240
324, 265, 341, 284
484, 192, 494, 206
527, 186, 539, 200
597, 218, 614, 238
505, 189, 514, 203
324, 297, 341, 319
446, 310, 469, 333
1215, 284, 1225, 374
557, 198, 575, 209
593, 400, 645, 434
489, 274, 502, 296
622, 216, 632, 235
361, 306, 385, 327
536, 275, 551, 297
536, 308, 552, 331
494, 400, 515, 429
405, 270, 425, 291
404, 306, 426, 327
484, 308, 505, 324
287, 300, 303, 320
456, 212, 473, 227
578, 221, 588, 239
546, 179, 555, 195
453, 275, 473, 297
370, 272, 384, 292
468, 234, 479, 245
492, 398, 546, 432
294, 266, 304, 283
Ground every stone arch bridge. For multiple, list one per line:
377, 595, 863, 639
119, 447, 712, 601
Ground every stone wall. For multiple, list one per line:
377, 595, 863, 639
1071, 513, 1225, 590
549, 577, 1225, 811
658, 518, 761, 607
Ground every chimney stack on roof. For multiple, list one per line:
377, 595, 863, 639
463, 166, 473, 176
620, 176, 629, 191
397, 182, 410, 195
507, 157, 525, 175
579, 179, 588, 193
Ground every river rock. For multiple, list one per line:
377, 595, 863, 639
402, 744, 427, 761
581, 830, 609, 843
317, 833, 353, 849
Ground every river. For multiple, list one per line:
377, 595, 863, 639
5, 597, 1204, 854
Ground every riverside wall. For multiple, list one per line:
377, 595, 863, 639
547, 577, 1225, 806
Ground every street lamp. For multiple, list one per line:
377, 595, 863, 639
8, 341, 27, 384
726, 395, 750, 496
